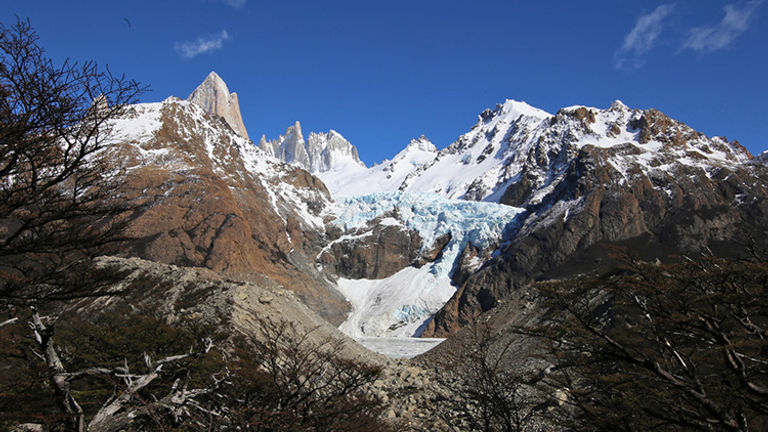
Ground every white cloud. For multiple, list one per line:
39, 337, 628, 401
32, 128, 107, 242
682, 0, 762, 52
614, 4, 675, 71
175, 30, 230, 59
221, 0, 246, 8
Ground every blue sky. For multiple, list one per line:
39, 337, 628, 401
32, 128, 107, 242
3, 0, 766, 164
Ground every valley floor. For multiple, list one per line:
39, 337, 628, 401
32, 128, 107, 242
356, 337, 445, 358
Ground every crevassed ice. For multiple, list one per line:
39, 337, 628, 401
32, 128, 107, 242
332, 192, 525, 338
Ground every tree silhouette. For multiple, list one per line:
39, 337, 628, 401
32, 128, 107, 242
0, 18, 144, 308
524, 256, 768, 432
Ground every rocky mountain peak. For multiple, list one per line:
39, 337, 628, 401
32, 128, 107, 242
259, 123, 365, 173
283, 121, 305, 147
500, 98, 551, 119
188, 71, 249, 140
287, 120, 303, 135
404, 135, 438, 153
479, 99, 551, 124
274, 121, 309, 166
609, 99, 630, 112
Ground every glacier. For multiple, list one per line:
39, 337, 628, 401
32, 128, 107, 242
330, 192, 525, 338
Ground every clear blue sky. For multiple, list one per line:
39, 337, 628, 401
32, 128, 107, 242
3, 0, 766, 165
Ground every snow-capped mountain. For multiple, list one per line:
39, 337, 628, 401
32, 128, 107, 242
249, 95, 765, 339
397, 99, 553, 201
319, 135, 438, 198
188, 71, 250, 140
258, 121, 365, 173
98, 70, 768, 345
104, 89, 351, 325
315, 98, 752, 204
418, 101, 767, 336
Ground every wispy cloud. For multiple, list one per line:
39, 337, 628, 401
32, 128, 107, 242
682, 0, 762, 52
614, 4, 675, 71
220, 0, 246, 8
175, 30, 230, 59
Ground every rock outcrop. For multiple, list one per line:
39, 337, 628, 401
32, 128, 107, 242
188, 71, 249, 140
319, 218, 423, 280
79, 256, 381, 363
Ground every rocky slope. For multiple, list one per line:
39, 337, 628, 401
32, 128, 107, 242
104, 74, 768, 345
77, 256, 381, 362
103, 89, 349, 324
753, 150, 768, 166
72, 257, 460, 429
250, 95, 768, 339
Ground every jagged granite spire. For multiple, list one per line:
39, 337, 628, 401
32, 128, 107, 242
259, 122, 365, 173
188, 71, 249, 140
277, 121, 310, 166
306, 130, 365, 172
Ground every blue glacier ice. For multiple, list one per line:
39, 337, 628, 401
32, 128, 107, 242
332, 192, 527, 338
333, 191, 526, 276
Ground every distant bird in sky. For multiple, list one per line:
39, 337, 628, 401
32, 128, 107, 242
123, 17, 132, 29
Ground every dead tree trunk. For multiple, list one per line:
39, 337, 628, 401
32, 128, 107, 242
31, 310, 86, 432
29, 309, 214, 432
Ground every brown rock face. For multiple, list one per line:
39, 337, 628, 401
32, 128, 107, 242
417, 233, 452, 265
629, 108, 699, 146
106, 98, 348, 325
417, 103, 764, 337
319, 219, 423, 280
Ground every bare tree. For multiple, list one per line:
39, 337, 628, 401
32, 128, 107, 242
436, 322, 547, 432
29, 310, 215, 432
1, 311, 397, 432
220, 318, 393, 432
522, 256, 768, 432
1, 307, 225, 432
0, 18, 145, 307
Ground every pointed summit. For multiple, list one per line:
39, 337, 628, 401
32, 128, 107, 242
259, 123, 365, 173
307, 129, 365, 172
188, 71, 249, 140
499, 99, 551, 120
610, 99, 629, 112
404, 135, 437, 153
268, 121, 310, 167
